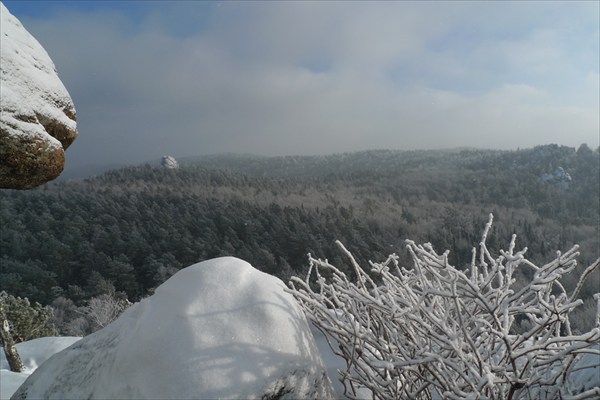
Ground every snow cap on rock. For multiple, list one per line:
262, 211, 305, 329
11, 257, 334, 399
161, 155, 179, 169
0, 2, 77, 189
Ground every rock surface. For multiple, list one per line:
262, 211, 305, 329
11, 257, 334, 399
0, 3, 77, 189
161, 155, 179, 169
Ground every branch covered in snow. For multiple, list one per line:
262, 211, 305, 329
289, 214, 600, 400
71, 293, 132, 334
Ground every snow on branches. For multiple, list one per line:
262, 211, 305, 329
288, 214, 600, 400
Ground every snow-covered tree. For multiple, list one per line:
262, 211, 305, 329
289, 214, 600, 399
0, 292, 57, 372
50, 292, 131, 336
82, 293, 131, 332
0, 300, 23, 372
0, 292, 57, 343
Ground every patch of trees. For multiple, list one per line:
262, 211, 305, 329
0, 290, 130, 372
0, 145, 598, 316
0, 291, 57, 372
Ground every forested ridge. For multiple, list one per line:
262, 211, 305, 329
1, 144, 598, 316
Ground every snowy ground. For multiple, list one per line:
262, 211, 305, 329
0, 326, 346, 399
3, 333, 338, 399
0, 337, 81, 399
1, 332, 342, 399
2, 335, 599, 399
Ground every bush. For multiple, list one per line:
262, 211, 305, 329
289, 214, 600, 399
51, 292, 131, 336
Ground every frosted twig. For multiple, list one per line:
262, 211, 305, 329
287, 214, 599, 400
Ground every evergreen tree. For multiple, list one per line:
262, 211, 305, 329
0, 292, 57, 343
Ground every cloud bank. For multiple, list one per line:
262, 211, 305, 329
12, 1, 599, 168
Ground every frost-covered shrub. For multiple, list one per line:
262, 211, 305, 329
51, 293, 131, 336
289, 215, 600, 400
82, 293, 131, 333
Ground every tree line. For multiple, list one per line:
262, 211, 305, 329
1, 144, 598, 312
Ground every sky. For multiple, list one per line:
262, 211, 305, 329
3, 1, 599, 172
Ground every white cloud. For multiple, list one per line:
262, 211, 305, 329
14, 1, 599, 168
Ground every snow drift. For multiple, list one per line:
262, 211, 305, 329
11, 257, 334, 399
0, 337, 80, 400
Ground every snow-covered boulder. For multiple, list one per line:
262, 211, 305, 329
0, 2, 77, 189
11, 257, 334, 399
161, 155, 179, 169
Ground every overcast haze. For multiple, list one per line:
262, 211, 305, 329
4, 1, 599, 173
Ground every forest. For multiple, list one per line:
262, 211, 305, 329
1, 144, 598, 331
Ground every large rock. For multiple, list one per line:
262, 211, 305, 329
12, 257, 334, 399
161, 155, 179, 169
0, 3, 77, 189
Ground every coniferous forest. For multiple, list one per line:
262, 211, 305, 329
1, 145, 598, 328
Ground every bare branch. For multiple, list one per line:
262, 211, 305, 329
288, 215, 599, 399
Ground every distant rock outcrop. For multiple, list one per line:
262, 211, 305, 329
541, 166, 571, 190
0, 3, 77, 189
161, 155, 179, 169
12, 257, 334, 399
